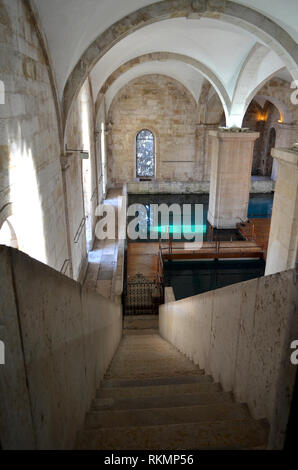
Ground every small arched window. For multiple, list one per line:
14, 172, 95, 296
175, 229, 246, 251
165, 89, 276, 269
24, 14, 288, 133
136, 129, 155, 178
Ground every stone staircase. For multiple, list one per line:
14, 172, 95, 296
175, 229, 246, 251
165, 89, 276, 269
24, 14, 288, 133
76, 318, 269, 450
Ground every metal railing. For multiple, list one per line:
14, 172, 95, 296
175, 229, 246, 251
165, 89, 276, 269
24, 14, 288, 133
124, 274, 161, 315
236, 218, 256, 242
74, 217, 86, 244
60, 259, 70, 275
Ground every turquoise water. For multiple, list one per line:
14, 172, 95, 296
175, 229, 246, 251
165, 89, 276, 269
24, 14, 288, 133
248, 194, 273, 218
127, 193, 273, 241
150, 224, 207, 235
127, 193, 271, 299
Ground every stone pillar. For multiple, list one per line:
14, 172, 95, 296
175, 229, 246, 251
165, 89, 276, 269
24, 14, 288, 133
207, 130, 259, 228
265, 148, 298, 276
272, 123, 298, 181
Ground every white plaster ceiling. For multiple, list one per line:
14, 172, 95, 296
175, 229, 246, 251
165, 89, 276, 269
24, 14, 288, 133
274, 68, 293, 83
33, 0, 298, 101
90, 17, 288, 116
90, 18, 257, 104
104, 61, 206, 113
251, 50, 288, 88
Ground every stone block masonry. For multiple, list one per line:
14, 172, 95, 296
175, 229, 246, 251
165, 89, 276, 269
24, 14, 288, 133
160, 268, 298, 449
107, 75, 204, 186
0, 245, 122, 449
0, 0, 68, 272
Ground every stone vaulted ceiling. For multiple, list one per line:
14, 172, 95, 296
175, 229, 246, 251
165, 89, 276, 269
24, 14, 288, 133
32, 0, 298, 127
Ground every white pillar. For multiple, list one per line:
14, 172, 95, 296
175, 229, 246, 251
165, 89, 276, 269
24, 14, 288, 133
265, 147, 298, 275
207, 130, 259, 228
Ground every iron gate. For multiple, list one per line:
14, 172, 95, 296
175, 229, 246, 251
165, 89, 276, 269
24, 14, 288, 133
124, 273, 163, 316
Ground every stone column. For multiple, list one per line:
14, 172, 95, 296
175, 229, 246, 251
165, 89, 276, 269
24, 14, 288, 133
272, 123, 298, 180
207, 130, 259, 228
265, 147, 298, 276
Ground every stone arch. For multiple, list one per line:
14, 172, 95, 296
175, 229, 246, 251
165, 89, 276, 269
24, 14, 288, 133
108, 73, 198, 115
255, 94, 292, 124
62, 0, 298, 129
107, 74, 198, 184
0, 204, 18, 249
228, 43, 272, 127
0, 203, 13, 228
244, 72, 294, 124
27, 0, 64, 153
94, 52, 230, 123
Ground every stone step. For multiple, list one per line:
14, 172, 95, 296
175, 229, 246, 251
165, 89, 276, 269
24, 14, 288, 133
76, 419, 269, 450
85, 402, 250, 429
123, 316, 158, 330
105, 368, 203, 380
101, 374, 210, 389
96, 382, 220, 400
92, 391, 233, 411
105, 354, 203, 380
124, 329, 159, 336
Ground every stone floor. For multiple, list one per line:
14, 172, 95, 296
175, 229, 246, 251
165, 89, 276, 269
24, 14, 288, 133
84, 189, 122, 298
76, 318, 269, 450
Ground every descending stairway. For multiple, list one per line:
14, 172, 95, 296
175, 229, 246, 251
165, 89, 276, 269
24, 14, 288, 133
77, 316, 269, 450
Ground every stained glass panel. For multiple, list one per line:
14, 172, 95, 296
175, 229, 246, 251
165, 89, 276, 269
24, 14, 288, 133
136, 130, 155, 177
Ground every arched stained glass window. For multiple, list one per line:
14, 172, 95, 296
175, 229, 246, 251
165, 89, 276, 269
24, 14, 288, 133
136, 129, 155, 178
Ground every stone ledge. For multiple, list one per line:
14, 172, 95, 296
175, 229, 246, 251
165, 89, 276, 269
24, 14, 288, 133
125, 179, 274, 195
272, 147, 298, 166
209, 129, 260, 140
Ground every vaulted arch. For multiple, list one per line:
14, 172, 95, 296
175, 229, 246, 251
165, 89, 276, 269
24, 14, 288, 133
228, 43, 272, 127
245, 74, 294, 124
62, 0, 298, 129
94, 52, 230, 121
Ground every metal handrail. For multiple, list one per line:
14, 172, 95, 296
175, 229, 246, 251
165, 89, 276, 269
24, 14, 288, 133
157, 243, 165, 302
74, 217, 86, 244
90, 187, 97, 201
237, 219, 256, 242
162, 241, 263, 252
208, 223, 214, 241
60, 259, 70, 275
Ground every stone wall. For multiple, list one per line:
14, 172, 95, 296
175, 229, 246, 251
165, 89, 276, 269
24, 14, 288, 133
107, 75, 204, 186
105, 73, 296, 189
0, 0, 68, 272
266, 148, 298, 276
64, 79, 98, 281
126, 177, 274, 195
0, 244, 122, 449
244, 78, 298, 178
160, 269, 298, 449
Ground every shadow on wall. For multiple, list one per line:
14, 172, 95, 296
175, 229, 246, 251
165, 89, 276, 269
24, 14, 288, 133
0, 0, 68, 272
